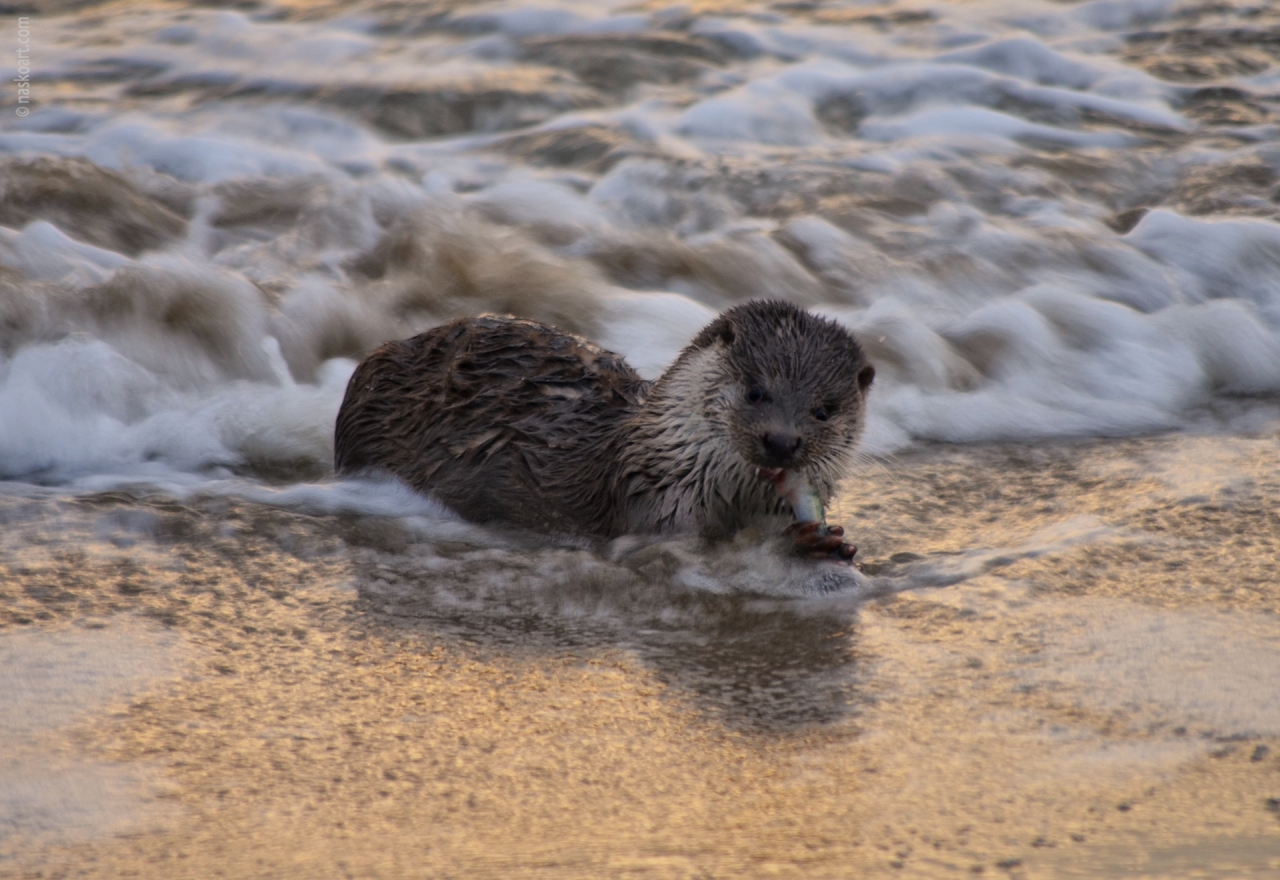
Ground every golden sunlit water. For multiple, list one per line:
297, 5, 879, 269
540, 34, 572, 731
4, 433, 1279, 878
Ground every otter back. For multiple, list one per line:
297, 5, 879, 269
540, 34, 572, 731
334, 315, 649, 535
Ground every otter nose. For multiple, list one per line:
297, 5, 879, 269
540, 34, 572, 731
761, 431, 803, 464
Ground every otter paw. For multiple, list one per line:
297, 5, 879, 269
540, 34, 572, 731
785, 522, 857, 562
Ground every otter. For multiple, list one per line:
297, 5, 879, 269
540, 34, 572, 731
334, 300, 874, 559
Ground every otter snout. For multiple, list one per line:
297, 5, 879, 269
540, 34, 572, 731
759, 430, 803, 467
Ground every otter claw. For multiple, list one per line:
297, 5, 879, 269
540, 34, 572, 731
785, 521, 857, 563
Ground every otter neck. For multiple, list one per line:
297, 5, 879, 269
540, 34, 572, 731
615, 346, 785, 536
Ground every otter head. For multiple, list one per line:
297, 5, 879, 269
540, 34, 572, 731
690, 300, 875, 473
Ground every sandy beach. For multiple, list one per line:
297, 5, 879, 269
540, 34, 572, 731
4, 424, 1278, 878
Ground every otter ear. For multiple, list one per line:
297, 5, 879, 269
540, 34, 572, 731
691, 317, 737, 349
857, 363, 875, 392
717, 320, 736, 346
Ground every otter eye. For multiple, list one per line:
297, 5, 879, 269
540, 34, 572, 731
812, 407, 829, 422
746, 386, 765, 404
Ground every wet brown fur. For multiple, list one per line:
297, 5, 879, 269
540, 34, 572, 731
334, 300, 874, 540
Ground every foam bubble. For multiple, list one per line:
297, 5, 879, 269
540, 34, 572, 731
938, 37, 1106, 89
85, 120, 331, 183
0, 222, 130, 285
597, 290, 714, 379
0, 332, 347, 483
860, 106, 1136, 148
1126, 210, 1280, 317
674, 83, 823, 147
468, 177, 608, 230
1073, 0, 1176, 31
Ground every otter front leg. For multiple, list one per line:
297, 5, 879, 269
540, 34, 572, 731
758, 468, 858, 563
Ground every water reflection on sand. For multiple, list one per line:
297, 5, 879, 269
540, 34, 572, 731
3, 431, 1278, 878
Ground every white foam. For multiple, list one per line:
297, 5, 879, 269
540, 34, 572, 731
456, 7, 586, 38
688, 18, 771, 59
468, 177, 609, 230
674, 82, 823, 147
776, 60, 999, 117
775, 56, 1184, 135
238, 475, 459, 520
938, 37, 1106, 89
1126, 210, 1280, 318
1073, 0, 1176, 31
275, 33, 376, 66
86, 120, 332, 183
0, 222, 130, 285
1157, 300, 1280, 394
841, 282, 1247, 447
1, 0, 1278, 501
860, 105, 1136, 148
597, 290, 714, 379
588, 159, 737, 234
0, 336, 346, 482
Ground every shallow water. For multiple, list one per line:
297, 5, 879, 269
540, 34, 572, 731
1, 0, 1279, 876
2, 433, 1279, 877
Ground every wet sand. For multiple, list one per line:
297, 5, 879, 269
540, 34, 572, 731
3, 429, 1278, 879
